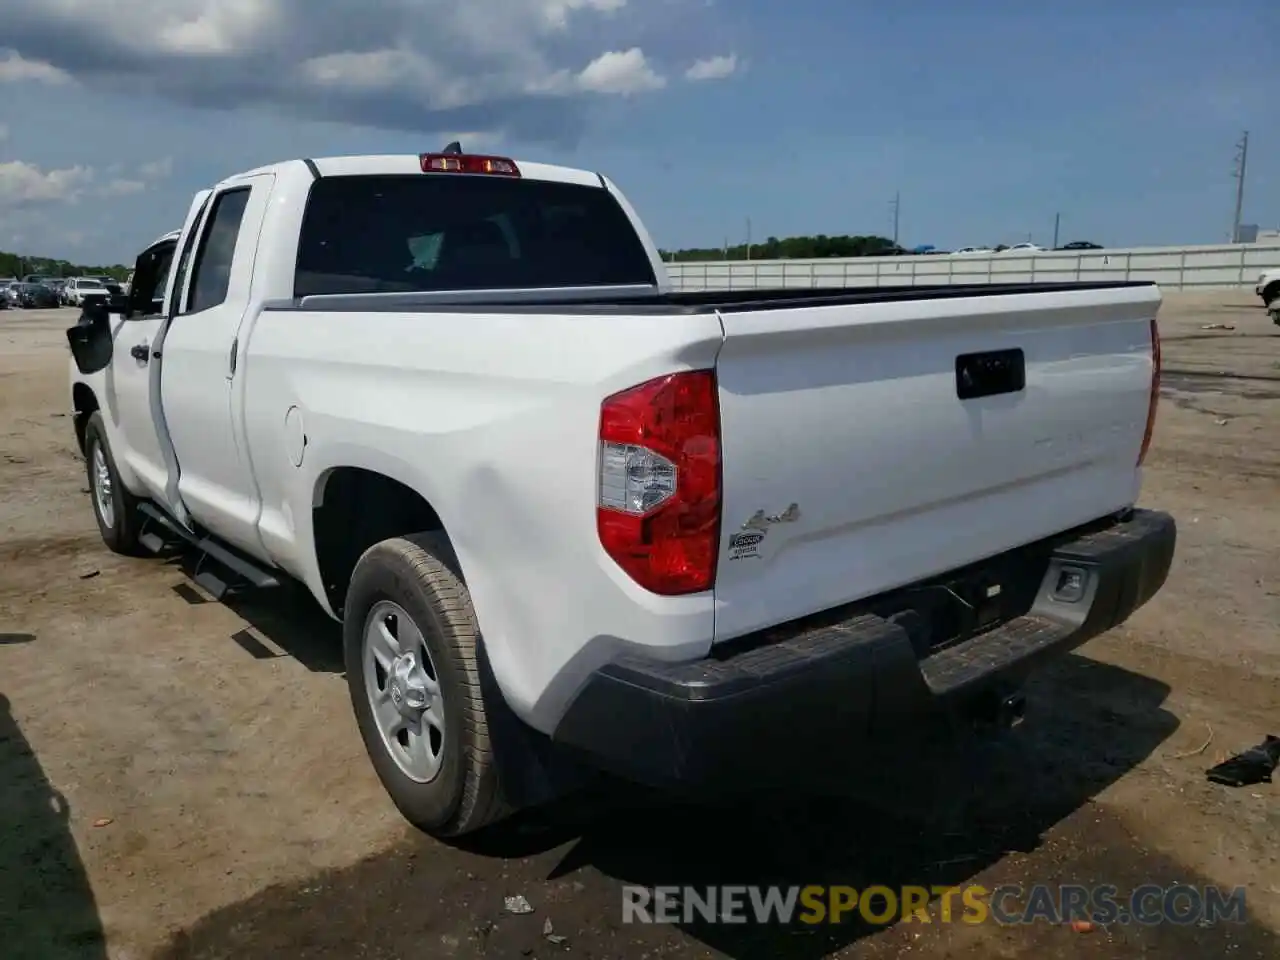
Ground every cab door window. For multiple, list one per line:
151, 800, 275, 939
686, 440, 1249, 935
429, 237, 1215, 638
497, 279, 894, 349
182, 187, 251, 315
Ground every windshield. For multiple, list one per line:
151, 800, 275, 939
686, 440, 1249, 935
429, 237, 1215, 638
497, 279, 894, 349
293, 173, 657, 298
78, 279, 104, 288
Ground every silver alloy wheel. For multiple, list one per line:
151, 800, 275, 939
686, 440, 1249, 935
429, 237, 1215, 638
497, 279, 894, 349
91, 442, 115, 530
363, 599, 446, 783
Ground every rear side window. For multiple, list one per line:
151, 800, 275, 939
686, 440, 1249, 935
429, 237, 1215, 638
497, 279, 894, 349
293, 173, 657, 298
184, 187, 251, 314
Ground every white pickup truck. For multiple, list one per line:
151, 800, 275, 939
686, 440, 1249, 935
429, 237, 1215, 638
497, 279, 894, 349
67, 146, 1176, 838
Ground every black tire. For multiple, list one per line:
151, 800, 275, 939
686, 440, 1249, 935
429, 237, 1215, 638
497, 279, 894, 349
83, 411, 145, 555
343, 532, 510, 838
1264, 283, 1280, 309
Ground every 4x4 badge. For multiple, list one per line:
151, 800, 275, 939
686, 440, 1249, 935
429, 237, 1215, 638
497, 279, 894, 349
741, 503, 800, 531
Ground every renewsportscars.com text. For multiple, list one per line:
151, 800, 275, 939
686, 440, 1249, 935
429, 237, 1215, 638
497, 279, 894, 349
622, 883, 1248, 927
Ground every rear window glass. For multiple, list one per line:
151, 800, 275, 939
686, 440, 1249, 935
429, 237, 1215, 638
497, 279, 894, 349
293, 173, 657, 298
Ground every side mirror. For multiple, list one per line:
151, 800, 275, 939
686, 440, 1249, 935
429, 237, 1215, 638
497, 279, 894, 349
66, 297, 115, 375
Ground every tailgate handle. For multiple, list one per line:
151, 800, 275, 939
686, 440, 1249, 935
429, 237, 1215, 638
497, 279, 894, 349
956, 349, 1025, 400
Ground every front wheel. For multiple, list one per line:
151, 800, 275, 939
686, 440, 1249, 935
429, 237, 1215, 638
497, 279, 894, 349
83, 411, 145, 555
343, 532, 510, 838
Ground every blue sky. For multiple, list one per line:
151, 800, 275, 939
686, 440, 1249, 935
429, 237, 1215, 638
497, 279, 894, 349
0, 0, 1276, 265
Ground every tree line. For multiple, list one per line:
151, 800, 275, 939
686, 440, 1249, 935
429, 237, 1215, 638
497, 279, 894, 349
3, 230, 907, 277
660, 234, 904, 262
0, 250, 130, 281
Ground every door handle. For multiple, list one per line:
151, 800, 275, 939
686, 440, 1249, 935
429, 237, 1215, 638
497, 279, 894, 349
130, 343, 150, 362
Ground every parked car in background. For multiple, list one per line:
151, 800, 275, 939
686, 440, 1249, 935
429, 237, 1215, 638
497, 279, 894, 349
1257, 269, 1280, 327
80, 274, 127, 298
1256, 269, 1280, 307
11, 281, 61, 308
63, 277, 110, 306
1058, 241, 1104, 251
951, 247, 993, 255
1001, 242, 1045, 253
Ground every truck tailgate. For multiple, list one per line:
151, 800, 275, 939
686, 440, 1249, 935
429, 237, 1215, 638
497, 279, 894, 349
711, 283, 1160, 643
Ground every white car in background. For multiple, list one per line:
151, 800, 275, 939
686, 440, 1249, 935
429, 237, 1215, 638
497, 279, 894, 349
63, 277, 109, 306
1000, 242, 1045, 253
1257, 269, 1280, 307
950, 247, 993, 255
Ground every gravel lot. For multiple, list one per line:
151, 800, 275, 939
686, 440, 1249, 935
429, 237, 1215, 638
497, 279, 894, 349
2, 292, 1277, 960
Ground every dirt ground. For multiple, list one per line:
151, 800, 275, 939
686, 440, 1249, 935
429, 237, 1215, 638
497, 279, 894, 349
1, 291, 1277, 960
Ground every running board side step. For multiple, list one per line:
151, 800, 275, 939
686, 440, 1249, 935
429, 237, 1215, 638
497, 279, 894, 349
137, 502, 280, 599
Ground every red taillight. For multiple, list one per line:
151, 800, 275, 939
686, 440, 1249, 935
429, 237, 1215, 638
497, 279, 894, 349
420, 153, 521, 177
597, 371, 722, 595
1137, 317, 1161, 466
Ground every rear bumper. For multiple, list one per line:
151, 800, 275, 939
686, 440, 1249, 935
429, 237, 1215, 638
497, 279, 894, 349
551, 508, 1176, 788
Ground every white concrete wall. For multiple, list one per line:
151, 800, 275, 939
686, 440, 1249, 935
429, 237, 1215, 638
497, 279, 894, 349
664, 243, 1280, 292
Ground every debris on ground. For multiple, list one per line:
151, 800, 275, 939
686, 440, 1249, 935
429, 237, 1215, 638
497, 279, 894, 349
1206, 735, 1280, 787
93, 817, 114, 828
504, 895, 534, 915
79, 570, 100, 580
1200, 323, 1236, 330
543, 918, 567, 945
1171, 723, 1214, 759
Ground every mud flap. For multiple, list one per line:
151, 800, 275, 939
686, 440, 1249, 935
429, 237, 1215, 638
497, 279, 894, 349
66, 299, 114, 375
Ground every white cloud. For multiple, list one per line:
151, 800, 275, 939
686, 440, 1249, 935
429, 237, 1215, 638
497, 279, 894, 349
0, 1, 717, 141
0, 160, 95, 207
576, 48, 665, 95
685, 53, 738, 81
99, 178, 147, 196
0, 155, 171, 207
542, 0, 627, 29
137, 157, 173, 180
0, 49, 74, 85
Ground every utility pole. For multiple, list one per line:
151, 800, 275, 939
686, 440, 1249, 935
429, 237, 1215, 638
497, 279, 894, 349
1052, 212, 1060, 249
1231, 131, 1249, 243
746, 217, 752, 260
890, 192, 900, 245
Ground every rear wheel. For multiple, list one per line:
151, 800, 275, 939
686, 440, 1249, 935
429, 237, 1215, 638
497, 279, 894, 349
343, 532, 510, 838
83, 411, 145, 555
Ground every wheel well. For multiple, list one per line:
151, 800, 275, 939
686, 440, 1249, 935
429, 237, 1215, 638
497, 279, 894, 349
72, 383, 99, 454
313, 468, 445, 615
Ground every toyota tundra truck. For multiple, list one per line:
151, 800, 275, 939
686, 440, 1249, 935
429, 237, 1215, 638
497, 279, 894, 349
66, 146, 1176, 838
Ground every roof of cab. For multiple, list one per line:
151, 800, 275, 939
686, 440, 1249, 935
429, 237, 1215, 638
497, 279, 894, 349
224, 154, 603, 189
